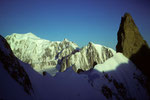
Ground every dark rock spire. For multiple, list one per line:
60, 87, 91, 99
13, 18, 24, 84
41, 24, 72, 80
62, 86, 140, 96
116, 13, 148, 58
116, 13, 150, 78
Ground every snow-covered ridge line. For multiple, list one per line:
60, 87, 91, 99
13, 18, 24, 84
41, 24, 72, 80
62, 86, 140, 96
6, 32, 41, 40
5, 33, 79, 75
1, 34, 150, 100
86, 53, 150, 100
5, 32, 77, 44
60, 41, 116, 72
5, 32, 116, 75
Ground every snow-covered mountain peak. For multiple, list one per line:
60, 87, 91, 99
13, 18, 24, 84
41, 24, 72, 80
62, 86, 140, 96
87, 42, 102, 49
86, 42, 116, 56
6, 32, 40, 40
63, 38, 69, 42
87, 42, 97, 48
61, 38, 78, 49
88, 41, 94, 45
1, 34, 150, 100
5, 32, 116, 76
90, 42, 116, 55
60, 42, 116, 72
5, 33, 79, 75
24, 32, 40, 39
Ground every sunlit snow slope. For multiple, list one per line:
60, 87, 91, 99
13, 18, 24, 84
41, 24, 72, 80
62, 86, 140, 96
5, 33, 78, 75
5, 33, 115, 75
60, 42, 116, 72
84, 53, 149, 100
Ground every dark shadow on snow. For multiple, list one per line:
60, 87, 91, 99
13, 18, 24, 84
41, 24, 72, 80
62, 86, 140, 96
79, 59, 149, 100
129, 44, 150, 95
129, 45, 150, 78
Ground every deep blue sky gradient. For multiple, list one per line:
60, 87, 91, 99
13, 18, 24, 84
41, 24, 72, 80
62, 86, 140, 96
0, 0, 150, 49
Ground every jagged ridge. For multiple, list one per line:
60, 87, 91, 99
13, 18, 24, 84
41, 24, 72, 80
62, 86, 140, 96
5, 33, 78, 75
6, 33, 115, 75
60, 42, 115, 72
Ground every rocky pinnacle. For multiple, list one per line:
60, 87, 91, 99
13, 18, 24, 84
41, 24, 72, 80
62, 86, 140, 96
116, 13, 150, 78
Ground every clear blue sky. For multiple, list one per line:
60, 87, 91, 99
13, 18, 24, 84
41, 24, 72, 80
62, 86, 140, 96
0, 0, 150, 49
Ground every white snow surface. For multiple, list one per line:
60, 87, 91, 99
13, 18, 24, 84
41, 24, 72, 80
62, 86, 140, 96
5, 33, 79, 75
21, 61, 106, 100
60, 42, 116, 72
5, 33, 117, 76
0, 62, 34, 100
94, 53, 128, 72
93, 42, 116, 56
87, 53, 149, 100
1, 34, 149, 100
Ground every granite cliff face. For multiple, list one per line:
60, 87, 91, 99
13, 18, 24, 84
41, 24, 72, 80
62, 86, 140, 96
116, 13, 150, 78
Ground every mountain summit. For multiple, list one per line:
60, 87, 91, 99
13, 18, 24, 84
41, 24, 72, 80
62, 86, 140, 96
60, 42, 115, 72
116, 13, 150, 79
116, 13, 148, 58
5, 33, 79, 75
5, 33, 115, 75
1, 13, 150, 99
1, 33, 150, 100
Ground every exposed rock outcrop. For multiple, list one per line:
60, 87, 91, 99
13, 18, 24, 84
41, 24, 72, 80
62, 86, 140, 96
116, 13, 150, 78
5, 33, 78, 73
6, 33, 115, 74
60, 42, 115, 72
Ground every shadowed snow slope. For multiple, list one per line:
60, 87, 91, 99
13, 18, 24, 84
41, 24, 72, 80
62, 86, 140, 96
22, 63, 106, 100
0, 34, 105, 100
0, 35, 34, 100
83, 53, 149, 100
